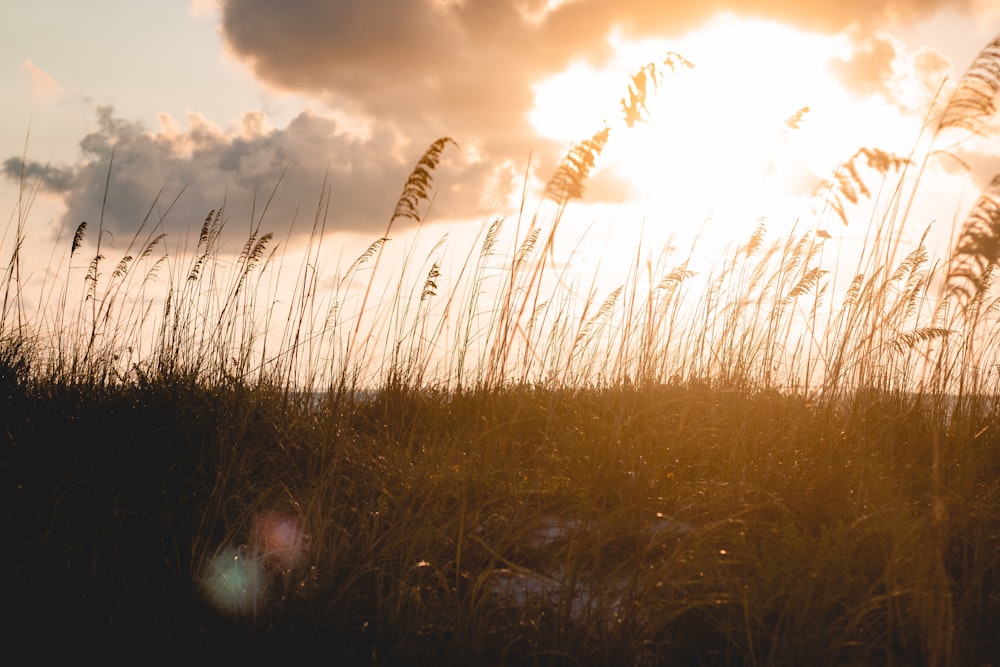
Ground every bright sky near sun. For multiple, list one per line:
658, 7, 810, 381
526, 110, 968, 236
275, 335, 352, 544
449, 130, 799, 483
2, 0, 1000, 293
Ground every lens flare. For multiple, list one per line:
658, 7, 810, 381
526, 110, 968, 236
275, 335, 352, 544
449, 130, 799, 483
200, 546, 268, 616
253, 509, 308, 570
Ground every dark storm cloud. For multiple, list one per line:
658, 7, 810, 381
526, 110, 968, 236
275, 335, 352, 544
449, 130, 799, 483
3, 106, 489, 241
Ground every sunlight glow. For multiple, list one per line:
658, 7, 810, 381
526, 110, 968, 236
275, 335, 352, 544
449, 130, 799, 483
528, 15, 929, 244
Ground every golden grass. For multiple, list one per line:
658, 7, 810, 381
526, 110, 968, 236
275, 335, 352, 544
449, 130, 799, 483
4, 30, 1000, 666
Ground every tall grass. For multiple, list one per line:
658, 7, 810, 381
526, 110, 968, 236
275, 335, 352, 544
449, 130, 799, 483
5, 55, 1000, 398
4, 33, 1000, 666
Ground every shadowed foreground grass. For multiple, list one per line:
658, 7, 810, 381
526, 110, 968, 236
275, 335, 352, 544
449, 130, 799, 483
7, 34, 1000, 664
4, 365, 999, 665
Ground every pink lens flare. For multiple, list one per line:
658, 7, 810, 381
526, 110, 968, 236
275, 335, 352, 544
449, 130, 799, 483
252, 509, 308, 570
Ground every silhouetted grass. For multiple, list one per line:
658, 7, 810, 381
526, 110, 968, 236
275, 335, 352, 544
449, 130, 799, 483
5, 374, 1000, 665
5, 34, 1000, 667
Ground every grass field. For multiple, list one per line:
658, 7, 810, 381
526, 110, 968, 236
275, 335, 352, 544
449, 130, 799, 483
4, 37, 1000, 667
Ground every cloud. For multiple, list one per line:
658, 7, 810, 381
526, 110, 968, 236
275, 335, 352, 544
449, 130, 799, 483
942, 126, 1000, 191
6, 0, 976, 248
895, 45, 953, 111
972, 0, 1000, 23
21, 58, 59, 101
215, 0, 976, 197
830, 34, 899, 97
829, 33, 953, 114
188, 0, 218, 18
3, 106, 490, 243
218, 0, 557, 172
912, 46, 952, 85
217, 1, 977, 119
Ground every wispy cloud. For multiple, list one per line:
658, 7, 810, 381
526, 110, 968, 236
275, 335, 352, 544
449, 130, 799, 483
21, 58, 59, 101
187, 0, 218, 18
831, 35, 900, 97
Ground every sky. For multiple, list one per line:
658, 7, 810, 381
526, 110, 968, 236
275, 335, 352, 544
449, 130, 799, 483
3, 0, 1000, 323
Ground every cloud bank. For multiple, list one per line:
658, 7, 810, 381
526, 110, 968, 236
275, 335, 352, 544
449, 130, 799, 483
218, 0, 973, 158
5, 105, 495, 241
5, 0, 977, 243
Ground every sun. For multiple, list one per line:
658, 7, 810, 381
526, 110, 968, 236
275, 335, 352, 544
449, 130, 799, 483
528, 15, 890, 243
